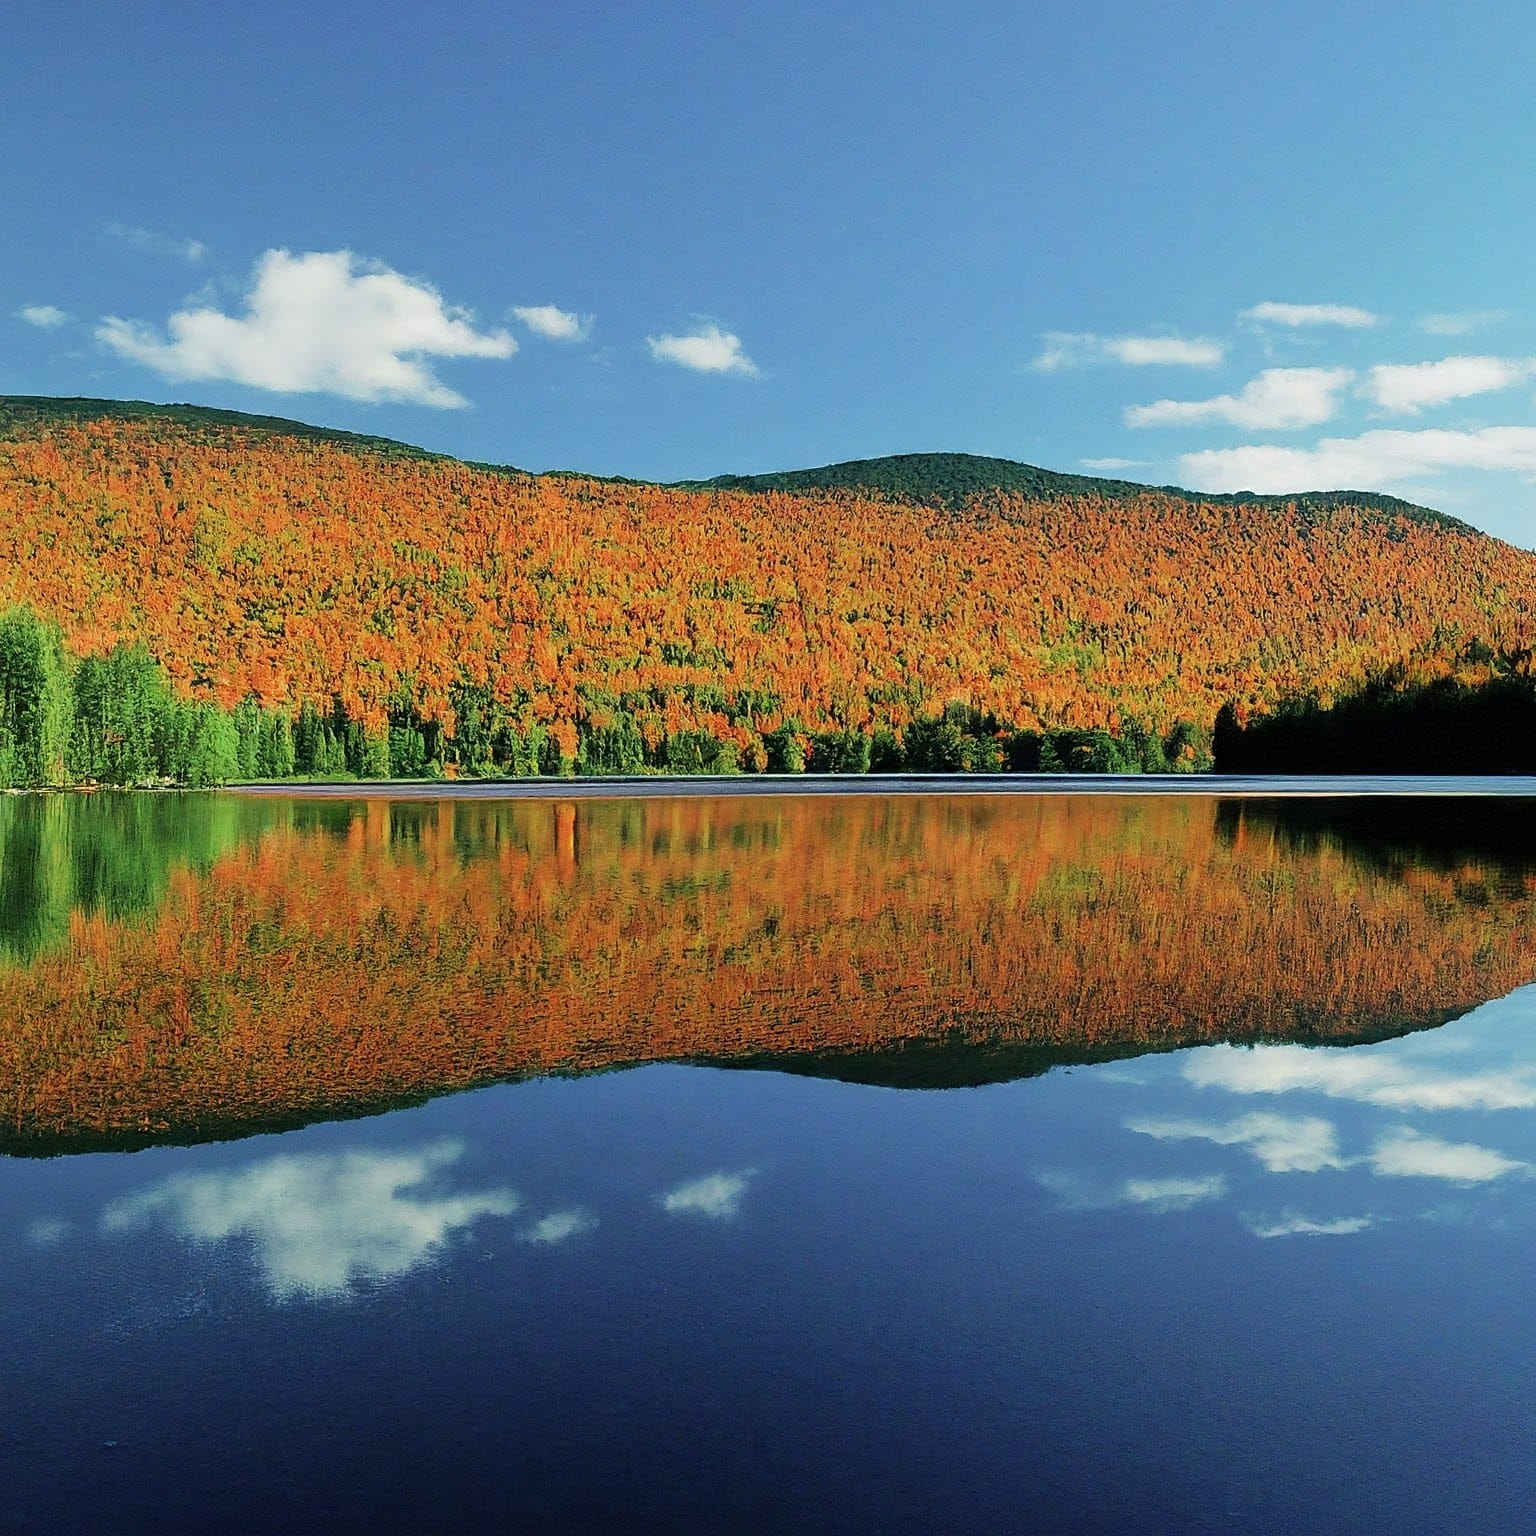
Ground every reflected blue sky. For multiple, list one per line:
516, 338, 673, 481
6, 982, 1536, 1530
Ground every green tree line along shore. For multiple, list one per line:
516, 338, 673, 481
6, 604, 1532, 790
0, 604, 1215, 789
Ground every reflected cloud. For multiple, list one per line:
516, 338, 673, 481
1184, 1044, 1536, 1113
659, 1169, 756, 1219
101, 1139, 518, 1301
521, 1209, 597, 1246
1367, 1129, 1528, 1185
1243, 1213, 1374, 1238
25, 1217, 70, 1247
1038, 1169, 1227, 1213
1121, 1175, 1228, 1211
1126, 1112, 1346, 1173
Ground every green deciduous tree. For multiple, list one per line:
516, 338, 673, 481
0, 608, 74, 788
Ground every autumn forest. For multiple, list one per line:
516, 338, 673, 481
3, 395, 1536, 785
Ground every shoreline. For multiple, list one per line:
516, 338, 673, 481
225, 772, 1536, 800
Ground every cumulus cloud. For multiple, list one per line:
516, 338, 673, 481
1367, 1129, 1526, 1184
1243, 1213, 1373, 1238
1126, 1111, 1346, 1173
1364, 355, 1536, 414
647, 324, 759, 376
520, 1208, 597, 1246
1420, 310, 1507, 337
1241, 301, 1381, 328
105, 223, 207, 264
97, 248, 516, 407
1178, 426, 1536, 495
102, 1140, 519, 1301
659, 1168, 756, 1218
17, 304, 68, 329
513, 304, 591, 342
1183, 1042, 1536, 1113
1033, 332, 1223, 370
1127, 367, 1353, 431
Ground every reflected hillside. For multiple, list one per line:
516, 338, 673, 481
1217, 795, 1536, 879
3, 793, 1536, 1152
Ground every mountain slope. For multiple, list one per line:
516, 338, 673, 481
0, 396, 1532, 773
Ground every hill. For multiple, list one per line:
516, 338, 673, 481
0, 394, 1533, 783
0, 393, 448, 463
690, 449, 1466, 529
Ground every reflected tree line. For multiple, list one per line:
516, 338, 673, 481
0, 793, 271, 962
3, 792, 1535, 1151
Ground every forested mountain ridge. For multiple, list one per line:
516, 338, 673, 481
689, 449, 1464, 527
0, 395, 1533, 784
0, 394, 447, 464
0, 396, 1461, 524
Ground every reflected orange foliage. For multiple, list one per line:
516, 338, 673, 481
2, 794, 1534, 1149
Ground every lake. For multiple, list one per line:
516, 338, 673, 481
3, 785, 1536, 1533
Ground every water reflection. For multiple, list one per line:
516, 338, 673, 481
100, 1140, 519, 1300
1243, 1213, 1373, 1239
0, 792, 267, 962
8, 981, 1536, 1531
1042, 981, 1536, 1243
520, 1208, 597, 1246
1126, 1111, 1347, 1172
1184, 1039, 1536, 1110
660, 1169, 757, 1219
2, 791, 1534, 1153
1035, 1168, 1228, 1212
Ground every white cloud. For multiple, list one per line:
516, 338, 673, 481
1080, 457, 1148, 472
1034, 332, 1223, 370
1364, 355, 1535, 414
1244, 1213, 1373, 1238
1184, 1043, 1536, 1113
25, 1217, 70, 1246
1178, 426, 1536, 495
659, 1168, 756, 1218
1107, 336, 1225, 366
1126, 1111, 1346, 1173
1241, 301, 1381, 328
1419, 310, 1507, 337
647, 324, 759, 376
513, 304, 591, 342
17, 304, 69, 329
97, 248, 516, 407
520, 1208, 597, 1246
1127, 367, 1353, 431
102, 1140, 519, 1301
1367, 1128, 1526, 1184
105, 223, 207, 264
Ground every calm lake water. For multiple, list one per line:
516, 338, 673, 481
4, 788, 1536, 1533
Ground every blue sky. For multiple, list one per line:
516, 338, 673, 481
6, 1, 1536, 545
